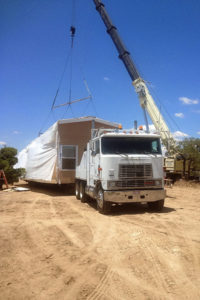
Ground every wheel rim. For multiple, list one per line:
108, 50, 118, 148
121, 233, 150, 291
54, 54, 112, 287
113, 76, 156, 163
80, 185, 83, 199
97, 189, 104, 208
75, 183, 79, 196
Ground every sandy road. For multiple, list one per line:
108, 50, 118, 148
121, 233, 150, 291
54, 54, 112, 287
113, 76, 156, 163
0, 182, 200, 300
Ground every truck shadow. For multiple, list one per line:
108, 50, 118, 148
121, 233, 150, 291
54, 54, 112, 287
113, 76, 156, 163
14, 182, 175, 215
110, 203, 175, 215
166, 195, 176, 199
87, 199, 175, 215
14, 181, 74, 196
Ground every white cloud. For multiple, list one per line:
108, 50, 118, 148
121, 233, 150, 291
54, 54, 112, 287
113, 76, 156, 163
13, 130, 21, 135
142, 124, 156, 131
179, 97, 198, 105
0, 141, 6, 146
140, 124, 158, 132
103, 77, 110, 81
172, 131, 189, 140
175, 112, 184, 118
197, 131, 200, 135
149, 124, 156, 131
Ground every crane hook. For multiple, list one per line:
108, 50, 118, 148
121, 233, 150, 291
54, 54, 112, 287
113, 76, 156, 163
70, 26, 76, 37
70, 26, 76, 48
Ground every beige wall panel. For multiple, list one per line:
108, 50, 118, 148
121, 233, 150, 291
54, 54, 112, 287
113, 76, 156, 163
57, 120, 117, 184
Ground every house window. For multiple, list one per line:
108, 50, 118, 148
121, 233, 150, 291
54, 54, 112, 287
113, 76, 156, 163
61, 145, 77, 170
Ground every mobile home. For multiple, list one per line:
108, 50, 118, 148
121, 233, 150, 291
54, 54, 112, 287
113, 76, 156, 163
16, 117, 119, 184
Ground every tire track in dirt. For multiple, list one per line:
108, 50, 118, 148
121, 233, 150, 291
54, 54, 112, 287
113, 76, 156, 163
49, 198, 87, 248
114, 193, 200, 299
105, 211, 193, 299
28, 197, 113, 299
154, 196, 200, 298
1, 184, 200, 300
88, 268, 119, 300
69, 203, 150, 299
22, 197, 85, 298
64, 199, 140, 299
159, 218, 200, 298
126, 217, 200, 299
18, 191, 200, 299
64, 199, 178, 299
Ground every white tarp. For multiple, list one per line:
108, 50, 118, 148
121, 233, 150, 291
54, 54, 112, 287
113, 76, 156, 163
15, 122, 58, 182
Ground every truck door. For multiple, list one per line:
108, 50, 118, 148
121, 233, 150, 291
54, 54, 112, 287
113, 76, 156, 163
88, 139, 100, 187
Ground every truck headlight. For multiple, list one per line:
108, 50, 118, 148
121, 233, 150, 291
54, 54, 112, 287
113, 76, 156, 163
155, 180, 162, 186
107, 181, 117, 188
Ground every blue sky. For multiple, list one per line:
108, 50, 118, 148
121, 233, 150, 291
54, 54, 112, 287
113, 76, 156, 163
1, 0, 200, 151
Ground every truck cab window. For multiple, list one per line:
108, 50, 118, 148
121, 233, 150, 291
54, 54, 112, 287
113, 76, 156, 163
152, 140, 160, 153
101, 137, 161, 155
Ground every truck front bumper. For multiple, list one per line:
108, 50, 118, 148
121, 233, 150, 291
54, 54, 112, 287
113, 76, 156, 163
104, 189, 166, 204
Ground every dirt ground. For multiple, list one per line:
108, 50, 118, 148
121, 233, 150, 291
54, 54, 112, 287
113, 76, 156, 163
0, 182, 200, 300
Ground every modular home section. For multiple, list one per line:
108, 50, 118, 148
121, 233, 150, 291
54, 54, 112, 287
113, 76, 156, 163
16, 117, 119, 184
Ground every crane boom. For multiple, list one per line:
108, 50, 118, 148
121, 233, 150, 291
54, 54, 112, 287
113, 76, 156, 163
93, 0, 174, 147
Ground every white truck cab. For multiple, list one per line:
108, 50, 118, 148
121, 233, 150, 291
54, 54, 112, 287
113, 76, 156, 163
76, 128, 166, 214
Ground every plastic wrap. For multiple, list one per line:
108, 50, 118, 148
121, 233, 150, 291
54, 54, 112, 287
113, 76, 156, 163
15, 122, 58, 182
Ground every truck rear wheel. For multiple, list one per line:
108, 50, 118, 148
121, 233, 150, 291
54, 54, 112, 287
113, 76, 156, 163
75, 180, 80, 200
96, 187, 111, 214
80, 181, 87, 203
148, 199, 164, 211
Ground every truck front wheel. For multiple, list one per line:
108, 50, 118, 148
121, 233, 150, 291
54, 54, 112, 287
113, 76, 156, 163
96, 188, 111, 214
148, 199, 164, 211
75, 180, 80, 200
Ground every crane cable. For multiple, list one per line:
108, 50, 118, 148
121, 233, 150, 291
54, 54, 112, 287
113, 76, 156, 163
53, 25, 76, 113
38, 0, 98, 133
66, 26, 76, 117
38, 2, 76, 135
38, 34, 74, 135
60, 0, 76, 119
53, 0, 99, 119
147, 83, 182, 132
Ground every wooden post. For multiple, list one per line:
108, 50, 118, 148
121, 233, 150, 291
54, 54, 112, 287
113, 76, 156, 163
0, 170, 8, 189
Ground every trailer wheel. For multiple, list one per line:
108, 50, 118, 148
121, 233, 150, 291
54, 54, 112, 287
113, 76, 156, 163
96, 187, 111, 214
75, 180, 80, 200
80, 181, 87, 203
148, 199, 164, 211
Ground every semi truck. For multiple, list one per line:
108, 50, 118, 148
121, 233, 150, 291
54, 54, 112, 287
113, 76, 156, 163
75, 1, 168, 214
75, 127, 166, 214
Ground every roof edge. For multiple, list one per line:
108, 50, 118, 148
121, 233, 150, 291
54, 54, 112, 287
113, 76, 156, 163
58, 116, 119, 127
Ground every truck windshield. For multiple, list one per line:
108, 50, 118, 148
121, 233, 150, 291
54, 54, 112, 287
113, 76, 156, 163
101, 137, 161, 155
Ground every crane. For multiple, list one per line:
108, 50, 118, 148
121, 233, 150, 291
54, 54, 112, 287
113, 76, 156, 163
93, 0, 174, 149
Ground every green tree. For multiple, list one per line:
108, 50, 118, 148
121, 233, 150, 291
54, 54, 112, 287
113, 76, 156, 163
176, 138, 200, 178
0, 147, 25, 184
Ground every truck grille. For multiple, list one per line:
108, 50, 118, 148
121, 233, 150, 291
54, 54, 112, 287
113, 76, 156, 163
119, 164, 152, 179
116, 180, 155, 188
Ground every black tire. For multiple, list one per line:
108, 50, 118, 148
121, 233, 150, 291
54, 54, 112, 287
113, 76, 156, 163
96, 187, 111, 214
75, 180, 80, 200
80, 181, 87, 203
148, 199, 165, 211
